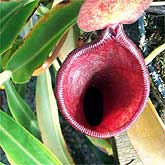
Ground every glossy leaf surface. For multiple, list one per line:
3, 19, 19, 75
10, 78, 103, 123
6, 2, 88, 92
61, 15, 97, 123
36, 70, 73, 164
4, 80, 40, 139
85, 137, 114, 164
0, 0, 39, 54
1, 37, 23, 69
0, 162, 5, 165
0, 110, 61, 165
77, 0, 152, 31
6, 0, 83, 83
87, 137, 113, 155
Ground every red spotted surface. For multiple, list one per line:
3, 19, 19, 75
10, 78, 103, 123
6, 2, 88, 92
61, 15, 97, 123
55, 25, 150, 138
77, 0, 153, 32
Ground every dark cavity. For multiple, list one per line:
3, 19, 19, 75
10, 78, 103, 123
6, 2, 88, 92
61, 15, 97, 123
83, 86, 103, 126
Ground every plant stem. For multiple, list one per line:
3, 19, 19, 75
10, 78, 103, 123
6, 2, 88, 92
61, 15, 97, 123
150, 1, 165, 6
0, 70, 12, 87
145, 43, 165, 65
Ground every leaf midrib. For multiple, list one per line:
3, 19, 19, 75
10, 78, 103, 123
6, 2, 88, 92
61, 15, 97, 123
11, 18, 76, 73
36, 72, 73, 164
0, 1, 24, 24
0, 126, 42, 165
46, 73, 73, 163
6, 81, 35, 122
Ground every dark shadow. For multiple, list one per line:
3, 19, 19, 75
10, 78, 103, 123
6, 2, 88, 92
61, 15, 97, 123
83, 86, 103, 126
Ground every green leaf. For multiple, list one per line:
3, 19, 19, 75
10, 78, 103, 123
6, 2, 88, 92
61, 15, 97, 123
6, 0, 83, 83
1, 37, 23, 69
0, 56, 2, 72
0, 0, 39, 55
4, 80, 40, 139
87, 137, 113, 155
36, 69, 74, 164
0, 110, 61, 165
15, 83, 26, 98
0, 162, 5, 165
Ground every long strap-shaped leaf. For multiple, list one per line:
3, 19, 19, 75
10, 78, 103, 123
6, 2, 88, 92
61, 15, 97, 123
36, 70, 74, 164
0, 110, 61, 165
87, 136, 113, 156
127, 99, 165, 164
6, 0, 83, 83
0, 0, 39, 55
4, 80, 40, 139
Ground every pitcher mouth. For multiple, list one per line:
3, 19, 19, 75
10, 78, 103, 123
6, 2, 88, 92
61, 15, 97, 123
55, 25, 150, 138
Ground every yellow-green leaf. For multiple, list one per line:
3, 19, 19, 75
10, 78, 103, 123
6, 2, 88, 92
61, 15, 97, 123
87, 137, 113, 155
57, 27, 76, 62
0, 162, 5, 165
127, 99, 165, 164
36, 69, 74, 164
